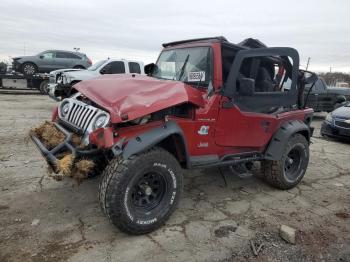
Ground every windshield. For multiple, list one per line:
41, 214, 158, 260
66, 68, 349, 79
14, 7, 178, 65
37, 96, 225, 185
88, 60, 107, 71
153, 47, 212, 87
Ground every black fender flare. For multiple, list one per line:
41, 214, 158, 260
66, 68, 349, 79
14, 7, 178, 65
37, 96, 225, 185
120, 121, 190, 167
264, 120, 310, 161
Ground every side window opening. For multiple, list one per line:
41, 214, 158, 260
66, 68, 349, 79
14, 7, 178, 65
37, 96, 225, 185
226, 51, 298, 114
238, 56, 293, 94
128, 62, 141, 74
56, 52, 68, 59
56, 52, 81, 59
102, 61, 125, 74
66, 52, 81, 59
305, 79, 323, 93
42, 52, 55, 59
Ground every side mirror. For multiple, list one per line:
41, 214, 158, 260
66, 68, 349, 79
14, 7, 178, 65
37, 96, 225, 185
144, 63, 156, 75
100, 68, 106, 74
39, 55, 44, 59
238, 78, 255, 96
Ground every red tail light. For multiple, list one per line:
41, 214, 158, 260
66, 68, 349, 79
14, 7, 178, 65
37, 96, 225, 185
88, 58, 92, 65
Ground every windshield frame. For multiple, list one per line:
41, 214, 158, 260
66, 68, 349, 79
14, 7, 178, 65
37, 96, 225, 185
152, 45, 214, 89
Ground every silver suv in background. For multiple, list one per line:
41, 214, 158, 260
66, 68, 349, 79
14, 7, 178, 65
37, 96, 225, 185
48, 59, 144, 100
12, 50, 92, 76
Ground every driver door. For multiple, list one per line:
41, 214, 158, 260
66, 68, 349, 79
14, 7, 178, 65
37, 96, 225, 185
215, 47, 300, 149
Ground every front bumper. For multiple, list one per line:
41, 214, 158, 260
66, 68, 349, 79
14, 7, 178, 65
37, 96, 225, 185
321, 121, 350, 139
12, 60, 22, 72
31, 122, 100, 173
48, 83, 72, 101
48, 84, 60, 101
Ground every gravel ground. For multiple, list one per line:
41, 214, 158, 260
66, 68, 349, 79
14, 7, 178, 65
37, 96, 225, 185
0, 94, 349, 262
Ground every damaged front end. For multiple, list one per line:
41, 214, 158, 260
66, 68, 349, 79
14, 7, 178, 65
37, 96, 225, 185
30, 93, 110, 181
48, 70, 80, 101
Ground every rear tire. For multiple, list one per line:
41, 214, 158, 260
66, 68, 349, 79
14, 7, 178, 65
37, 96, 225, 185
39, 80, 49, 95
261, 134, 309, 189
98, 147, 183, 234
22, 62, 37, 75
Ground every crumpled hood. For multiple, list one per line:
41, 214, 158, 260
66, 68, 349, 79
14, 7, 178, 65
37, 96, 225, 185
74, 74, 205, 123
50, 68, 82, 76
62, 70, 96, 80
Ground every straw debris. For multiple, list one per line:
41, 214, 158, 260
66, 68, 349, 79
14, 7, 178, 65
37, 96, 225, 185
30, 121, 65, 149
29, 121, 83, 149
48, 154, 95, 183
72, 159, 95, 183
57, 154, 74, 175
30, 121, 94, 183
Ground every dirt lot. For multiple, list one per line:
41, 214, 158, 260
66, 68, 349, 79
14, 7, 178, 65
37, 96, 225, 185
0, 94, 349, 262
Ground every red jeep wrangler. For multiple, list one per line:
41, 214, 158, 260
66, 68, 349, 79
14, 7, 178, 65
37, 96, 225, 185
32, 37, 316, 234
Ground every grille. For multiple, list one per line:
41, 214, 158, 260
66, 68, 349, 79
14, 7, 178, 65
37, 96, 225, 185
49, 74, 55, 83
335, 119, 350, 129
58, 95, 110, 134
65, 102, 98, 131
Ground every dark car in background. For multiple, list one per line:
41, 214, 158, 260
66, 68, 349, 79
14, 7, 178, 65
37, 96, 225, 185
304, 78, 350, 112
321, 102, 350, 139
12, 50, 92, 75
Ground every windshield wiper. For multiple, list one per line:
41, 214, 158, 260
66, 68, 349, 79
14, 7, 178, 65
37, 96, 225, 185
175, 54, 189, 81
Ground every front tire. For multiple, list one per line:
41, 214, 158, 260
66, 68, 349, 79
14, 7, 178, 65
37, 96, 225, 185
98, 147, 183, 234
261, 134, 309, 189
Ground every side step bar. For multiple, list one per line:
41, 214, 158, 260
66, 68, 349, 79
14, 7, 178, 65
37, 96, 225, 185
190, 152, 263, 169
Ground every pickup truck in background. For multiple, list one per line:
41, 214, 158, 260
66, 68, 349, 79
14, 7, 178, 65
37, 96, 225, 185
304, 78, 350, 112
48, 59, 144, 100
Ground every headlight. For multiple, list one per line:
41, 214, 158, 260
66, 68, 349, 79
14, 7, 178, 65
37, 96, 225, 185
93, 113, 109, 129
60, 101, 70, 117
58, 74, 74, 84
57, 75, 63, 84
325, 113, 333, 123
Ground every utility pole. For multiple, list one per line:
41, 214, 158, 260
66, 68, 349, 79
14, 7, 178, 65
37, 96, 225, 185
306, 57, 310, 70
329, 66, 332, 73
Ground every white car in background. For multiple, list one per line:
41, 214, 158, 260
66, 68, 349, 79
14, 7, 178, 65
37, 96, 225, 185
48, 59, 144, 100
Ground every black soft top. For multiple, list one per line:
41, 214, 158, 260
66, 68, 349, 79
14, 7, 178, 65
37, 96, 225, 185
162, 36, 267, 50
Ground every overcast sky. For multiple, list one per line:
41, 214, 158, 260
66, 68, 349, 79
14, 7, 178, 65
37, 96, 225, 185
1, 0, 349, 72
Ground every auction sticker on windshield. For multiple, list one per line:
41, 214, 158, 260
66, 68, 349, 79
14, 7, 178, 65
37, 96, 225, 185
188, 71, 205, 82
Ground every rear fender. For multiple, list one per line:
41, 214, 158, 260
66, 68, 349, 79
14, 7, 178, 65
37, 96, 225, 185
117, 121, 190, 167
264, 120, 310, 161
